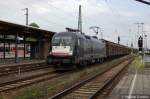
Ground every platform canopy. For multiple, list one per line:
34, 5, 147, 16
0, 20, 55, 38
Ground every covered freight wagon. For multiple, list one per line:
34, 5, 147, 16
101, 39, 131, 58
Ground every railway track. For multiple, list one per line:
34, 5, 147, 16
0, 61, 48, 76
49, 58, 133, 99
0, 70, 67, 92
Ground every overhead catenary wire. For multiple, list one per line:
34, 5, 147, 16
0, 1, 76, 30
104, 0, 126, 29
11, 0, 108, 33
0, 7, 67, 30
46, 1, 104, 29
30, 0, 109, 35
1, 0, 139, 42
104, 0, 137, 46
46, 1, 111, 26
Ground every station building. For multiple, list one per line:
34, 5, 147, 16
0, 20, 55, 63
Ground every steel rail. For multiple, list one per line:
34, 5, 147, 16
0, 62, 47, 76
0, 71, 64, 92
89, 59, 133, 99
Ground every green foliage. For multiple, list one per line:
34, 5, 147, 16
0, 96, 3, 99
15, 88, 46, 99
29, 22, 39, 28
130, 55, 144, 69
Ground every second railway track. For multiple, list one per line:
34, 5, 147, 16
0, 70, 67, 92
49, 58, 133, 99
0, 61, 48, 76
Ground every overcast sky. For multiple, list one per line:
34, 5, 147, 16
0, 0, 149, 48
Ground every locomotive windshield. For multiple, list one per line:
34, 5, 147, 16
52, 36, 73, 46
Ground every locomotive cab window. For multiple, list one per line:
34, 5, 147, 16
52, 36, 73, 46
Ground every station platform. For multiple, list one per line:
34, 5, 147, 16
107, 55, 150, 99
0, 59, 46, 67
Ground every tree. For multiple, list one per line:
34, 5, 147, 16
29, 22, 39, 28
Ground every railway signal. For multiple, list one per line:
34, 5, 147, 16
138, 36, 143, 51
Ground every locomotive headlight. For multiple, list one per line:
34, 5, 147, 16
68, 51, 73, 55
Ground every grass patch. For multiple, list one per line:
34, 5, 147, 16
0, 96, 3, 99
15, 88, 47, 99
130, 55, 144, 69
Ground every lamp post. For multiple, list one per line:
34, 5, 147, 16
22, 8, 29, 59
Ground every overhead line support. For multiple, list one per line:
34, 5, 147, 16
135, 0, 150, 5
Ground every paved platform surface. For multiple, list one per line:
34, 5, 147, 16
107, 55, 150, 99
0, 59, 45, 66
144, 54, 150, 63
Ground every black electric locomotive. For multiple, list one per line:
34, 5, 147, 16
47, 31, 106, 69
